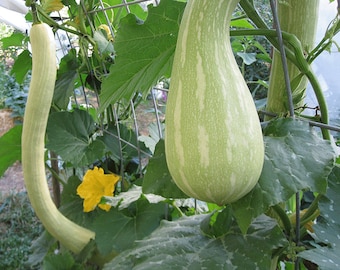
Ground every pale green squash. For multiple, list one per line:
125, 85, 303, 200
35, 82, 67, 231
165, 0, 264, 205
22, 23, 95, 254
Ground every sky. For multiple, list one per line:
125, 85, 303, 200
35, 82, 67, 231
305, 1, 340, 118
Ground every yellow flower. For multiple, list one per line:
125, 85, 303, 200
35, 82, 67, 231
77, 166, 120, 212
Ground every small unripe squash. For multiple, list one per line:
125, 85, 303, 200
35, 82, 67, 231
165, 0, 264, 205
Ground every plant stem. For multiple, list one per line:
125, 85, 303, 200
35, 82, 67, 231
231, 29, 330, 139
272, 204, 292, 235
300, 194, 321, 224
269, 0, 294, 117
36, 5, 96, 46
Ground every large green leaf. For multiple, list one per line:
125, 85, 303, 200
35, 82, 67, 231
103, 214, 287, 269
99, 0, 185, 112
298, 165, 340, 269
90, 195, 166, 256
142, 139, 188, 198
0, 125, 22, 177
46, 109, 105, 167
232, 118, 335, 233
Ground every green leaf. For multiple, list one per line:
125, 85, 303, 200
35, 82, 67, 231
91, 195, 166, 256
11, 50, 31, 84
43, 251, 78, 270
138, 122, 164, 154
0, 32, 26, 49
98, 123, 148, 164
237, 52, 257, 65
46, 109, 105, 167
61, 175, 83, 205
93, 30, 114, 56
103, 214, 287, 269
26, 231, 57, 268
104, 185, 165, 210
230, 18, 254, 29
142, 139, 188, 199
200, 205, 234, 238
41, 0, 64, 13
232, 118, 335, 233
95, 0, 147, 27
299, 166, 340, 269
99, 0, 185, 112
0, 125, 22, 177
53, 49, 79, 110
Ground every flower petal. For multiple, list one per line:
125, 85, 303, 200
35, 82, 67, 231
77, 166, 121, 212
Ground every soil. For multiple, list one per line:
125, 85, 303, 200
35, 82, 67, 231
0, 161, 25, 199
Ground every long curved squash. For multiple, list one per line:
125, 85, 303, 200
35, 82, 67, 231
22, 22, 95, 254
165, 0, 264, 205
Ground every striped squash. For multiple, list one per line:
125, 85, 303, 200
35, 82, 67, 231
165, 0, 264, 205
266, 0, 320, 116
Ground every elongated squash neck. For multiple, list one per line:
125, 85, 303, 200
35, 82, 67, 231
177, 0, 239, 62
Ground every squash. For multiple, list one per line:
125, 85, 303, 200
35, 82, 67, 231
165, 0, 264, 205
266, 0, 320, 117
21, 22, 95, 254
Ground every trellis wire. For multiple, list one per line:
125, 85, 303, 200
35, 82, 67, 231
90, 0, 164, 186
269, 1, 300, 269
51, 0, 164, 183
86, 0, 159, 14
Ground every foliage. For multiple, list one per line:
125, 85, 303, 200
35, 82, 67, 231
99, 0, 186, 111
104, 214, 287, 270
1, 0, 340, 269
298, 165, 340, 269
0, 25, 29, 114
0, 125, 22, 177
0, 193, 42, 269
0, 62, 30, 116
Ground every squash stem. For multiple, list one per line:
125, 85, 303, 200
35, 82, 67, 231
272, 204, 292, 236
300, 194, 321, 224
30, 1, 41, 25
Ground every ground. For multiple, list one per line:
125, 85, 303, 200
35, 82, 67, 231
0, 161, 25, 199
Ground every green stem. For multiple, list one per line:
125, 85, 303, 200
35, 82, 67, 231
239, 0, 269, 29
36, 5, 96, 46
45, 163, 67, 186
239, 0, 297, 61
272, 204, 292, 235
30, 2, 41, 24
300, 194, 321, 224
231, 29, 330, 139
308, 16, 340, 62
305, 70, 330, 139
231, 29, 297, 67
